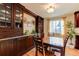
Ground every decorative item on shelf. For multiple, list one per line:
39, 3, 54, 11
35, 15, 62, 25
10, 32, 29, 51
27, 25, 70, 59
1, 10, 5, 13
31, 30, 39, 37
31, 30, 36, 34
66, 21, 75, 45
23, 30, 29, 35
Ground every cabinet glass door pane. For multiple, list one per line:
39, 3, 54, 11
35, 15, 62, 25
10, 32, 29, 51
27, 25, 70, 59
15, 7, 22, 28
5, 3, 12, 27
0, 3, 6, 27
0, 3, 12, 27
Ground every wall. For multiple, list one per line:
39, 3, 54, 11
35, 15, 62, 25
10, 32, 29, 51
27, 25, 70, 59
44, 18, 50, 40
64, 13, 75, 48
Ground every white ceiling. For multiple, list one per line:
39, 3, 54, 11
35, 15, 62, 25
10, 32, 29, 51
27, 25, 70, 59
21, 3, 79, 18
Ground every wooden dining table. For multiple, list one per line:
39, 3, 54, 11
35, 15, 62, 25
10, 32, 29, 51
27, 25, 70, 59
36, 36, 65, 56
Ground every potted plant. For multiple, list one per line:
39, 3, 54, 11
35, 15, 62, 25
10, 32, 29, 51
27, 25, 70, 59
23, 30, 29, 35
66, 21, 75, 45
31, 30, 36, 34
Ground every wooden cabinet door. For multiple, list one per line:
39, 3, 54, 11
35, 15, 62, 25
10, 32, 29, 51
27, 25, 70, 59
0, 39, 16, 56
0, 3, 12, 28
36, 16, 44, 39
75, 35, 79, 49
26, 36, 34, 49
36, 16, 44, 33
74, 11, 79, 27
14, 4, 23, 29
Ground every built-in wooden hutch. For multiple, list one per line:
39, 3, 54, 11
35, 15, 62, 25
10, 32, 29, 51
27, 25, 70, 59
0, 3, 44, 55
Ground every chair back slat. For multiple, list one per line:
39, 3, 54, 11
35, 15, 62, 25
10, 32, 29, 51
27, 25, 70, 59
33, 35, 45, 56
51, 35, 69, 56
64, 35, 69, 49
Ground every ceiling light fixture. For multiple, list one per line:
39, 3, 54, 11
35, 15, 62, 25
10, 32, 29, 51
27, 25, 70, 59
47, 6, 54, 13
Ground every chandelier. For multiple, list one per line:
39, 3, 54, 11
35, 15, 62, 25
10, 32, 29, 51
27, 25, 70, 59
47, 5, 54, 13
44, 3, 57, 13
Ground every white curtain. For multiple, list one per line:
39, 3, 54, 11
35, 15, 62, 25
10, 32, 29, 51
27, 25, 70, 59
49, 19, 64, 35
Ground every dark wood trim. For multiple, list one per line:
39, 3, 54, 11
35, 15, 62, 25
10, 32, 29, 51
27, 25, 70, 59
74, 11, 79, 14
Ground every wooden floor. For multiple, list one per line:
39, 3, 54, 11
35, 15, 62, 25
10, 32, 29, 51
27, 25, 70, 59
22, 47, 79, 56
65, 48, 79, 56
23, 48, 43, 56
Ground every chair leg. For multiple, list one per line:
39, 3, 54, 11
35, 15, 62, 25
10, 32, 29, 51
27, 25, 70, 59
61, 49, 65, 56
43, 48, 45, 56
35, 47, 38, 56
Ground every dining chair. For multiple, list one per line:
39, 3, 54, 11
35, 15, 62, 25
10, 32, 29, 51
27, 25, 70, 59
33, 35, 54, 56
51, 35, 69, 56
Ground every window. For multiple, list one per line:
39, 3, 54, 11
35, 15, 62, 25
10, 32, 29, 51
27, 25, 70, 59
49, 19, 64, 35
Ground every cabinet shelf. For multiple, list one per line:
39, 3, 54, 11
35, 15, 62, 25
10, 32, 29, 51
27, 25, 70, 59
0, 20, 6, 22
0, 12, 5, 16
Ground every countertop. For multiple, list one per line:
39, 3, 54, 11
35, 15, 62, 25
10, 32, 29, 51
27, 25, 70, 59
0, 34, 36, 41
